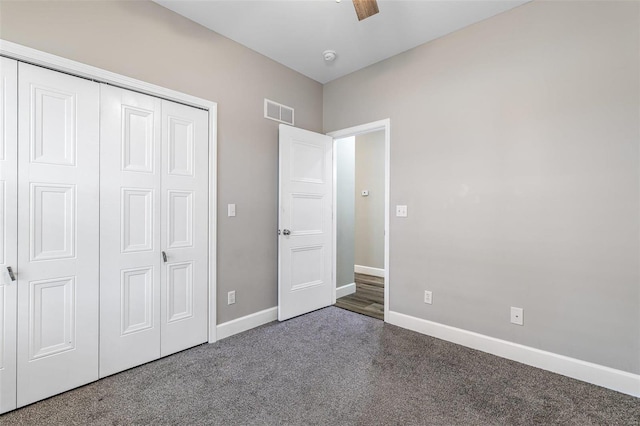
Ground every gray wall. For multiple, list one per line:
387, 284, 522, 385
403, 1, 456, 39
324, 1, 640, 374
3, 0, 638, 376
355, 131, 385, 269
0, 0, 323, 324
336, 137, 355, 288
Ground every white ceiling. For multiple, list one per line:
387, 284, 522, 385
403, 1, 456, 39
154, 0, 529, 84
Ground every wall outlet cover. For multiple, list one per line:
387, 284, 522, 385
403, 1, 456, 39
424, 290, 432, 304
510, 307, 523, 325
228, 290, 236, 305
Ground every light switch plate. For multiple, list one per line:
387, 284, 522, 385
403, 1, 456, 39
228, 204, 236, 217
396, 205, 408, 217
361, 190, 369, 196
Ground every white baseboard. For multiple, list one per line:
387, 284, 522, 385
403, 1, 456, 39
354, 265, 385, 277
336, 282, 356, 298
216, 307, 277, 341
387, 311, 640, 398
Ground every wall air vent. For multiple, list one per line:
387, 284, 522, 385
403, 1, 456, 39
264, 98, 294, 126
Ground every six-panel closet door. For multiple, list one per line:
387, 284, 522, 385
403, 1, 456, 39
0, 57, 18, 414
0, 58, 210, 411
16, 63, 100, 406
160, 100, 208, 357
100, 85, 162, 377
100, 85, 209, 377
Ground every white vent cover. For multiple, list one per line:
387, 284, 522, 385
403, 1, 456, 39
264, 98, 294, 125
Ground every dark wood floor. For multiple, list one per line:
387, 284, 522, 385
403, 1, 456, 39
334, 273, 384, 320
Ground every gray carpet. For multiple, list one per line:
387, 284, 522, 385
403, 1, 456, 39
2, 307, 638, 425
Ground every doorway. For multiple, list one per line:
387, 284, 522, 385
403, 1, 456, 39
329, 120, 390, 321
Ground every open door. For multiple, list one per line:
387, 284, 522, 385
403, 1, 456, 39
278, 124, 333, 321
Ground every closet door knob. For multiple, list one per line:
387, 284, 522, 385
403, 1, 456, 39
282, 229, 291, 236
162, 251, 168, 263
6, 266, 16, 282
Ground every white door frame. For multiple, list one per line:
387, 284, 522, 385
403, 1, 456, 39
328, 119, 390, 321
0, 39, 219, 343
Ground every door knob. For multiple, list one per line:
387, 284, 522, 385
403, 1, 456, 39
162, 251, 168, 263
282, 229, 291, 236
7, 266, 16, 282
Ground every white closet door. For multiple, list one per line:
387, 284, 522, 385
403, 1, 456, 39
160, 100, 208, 356
99, 85, 162, 377
0, 57, 18, 414
17, 63, 100, 407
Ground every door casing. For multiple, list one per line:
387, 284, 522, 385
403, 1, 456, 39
328, 119, 391, 321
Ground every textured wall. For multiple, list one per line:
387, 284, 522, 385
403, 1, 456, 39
355, 131, 385, 269
324, 1, 640, 373
0, 0, 323, 324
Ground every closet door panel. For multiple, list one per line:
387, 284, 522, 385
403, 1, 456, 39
0, 57, 18, 414
17, 63, 99, 407
160, 100, 208, 356
100, 85, 161, 378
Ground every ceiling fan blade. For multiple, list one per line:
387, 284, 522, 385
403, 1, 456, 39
352, 0, 379, 21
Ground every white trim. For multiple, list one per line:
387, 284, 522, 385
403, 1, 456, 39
0, 40, 218, 343
216, 307, 278, 340
388, 311, 640, 398
0, 40, 213, 109
328, 119, 391, 321
336, 283, 356, 299
207, 104, 218, 343
330, 135, 340, 306
354, 265, 384, 278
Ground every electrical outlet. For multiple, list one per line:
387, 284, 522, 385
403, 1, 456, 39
227, 291, 236, 305
510, 307, 523, 325
424, 290, 432, 304
396, 205, 408, 217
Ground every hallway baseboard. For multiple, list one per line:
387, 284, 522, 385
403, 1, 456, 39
354, 265, 384, 277
337, 283, 356, 298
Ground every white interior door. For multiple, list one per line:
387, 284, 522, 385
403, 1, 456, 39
17, 63, 100, 406
160, 99, 208, 356
0, 57, 18, 414
278, 124, 333, 321
99, 85, 162, 377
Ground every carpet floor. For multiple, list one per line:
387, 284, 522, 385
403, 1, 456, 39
2, 307, 638, 425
